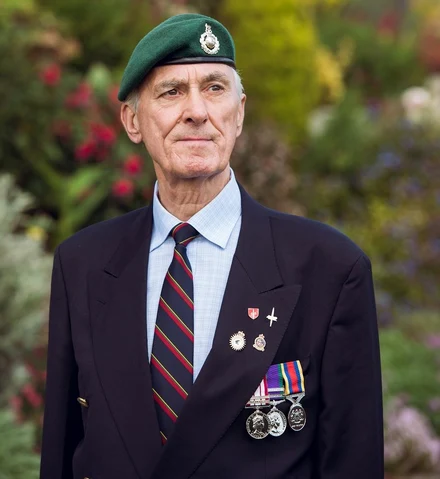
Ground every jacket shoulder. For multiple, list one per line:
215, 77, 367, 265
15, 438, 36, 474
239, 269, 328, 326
57, 206, 150, 260
268, 209, 368, 268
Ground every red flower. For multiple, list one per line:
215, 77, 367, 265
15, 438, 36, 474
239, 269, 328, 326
40, 63, 61, 86
75, 140, 96, 161
123, 154, 143, 176
377, 11, 399, 36
112, 178, 134, 197
91, 123, 116, 146
21, 383, 43, 408
65, 82, 92, 109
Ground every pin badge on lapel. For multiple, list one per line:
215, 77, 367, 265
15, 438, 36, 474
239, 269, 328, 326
230, 331, 246, 351
248, 308, 259, 320
266, 307, 278, 327
253, 334, 266, 352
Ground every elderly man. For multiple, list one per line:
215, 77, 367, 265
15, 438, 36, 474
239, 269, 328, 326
40, 13, 384, 479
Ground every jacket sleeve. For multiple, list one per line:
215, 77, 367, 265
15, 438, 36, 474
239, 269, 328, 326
315, 254, 384, 478
40, 246, 83, 479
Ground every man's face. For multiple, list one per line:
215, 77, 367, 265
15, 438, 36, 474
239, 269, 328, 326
126, 63, 245, 183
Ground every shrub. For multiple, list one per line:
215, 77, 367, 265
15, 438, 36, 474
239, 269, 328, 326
0, 175, 52, 404
0, 410, 40, 479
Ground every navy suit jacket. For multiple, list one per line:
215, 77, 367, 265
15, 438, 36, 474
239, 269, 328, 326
40, 186, 384, 479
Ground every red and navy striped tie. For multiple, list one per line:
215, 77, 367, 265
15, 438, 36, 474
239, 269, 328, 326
151, 222, 199, 444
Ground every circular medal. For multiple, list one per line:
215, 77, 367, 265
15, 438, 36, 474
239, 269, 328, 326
246, 410, 270, 439
288, 403, 306, 432
267, 407, 287, 437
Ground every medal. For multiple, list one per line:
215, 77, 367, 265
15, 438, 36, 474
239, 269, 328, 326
281, 361, 307, 432
246, 410, 271, 439
267, 403, 287, 437
287, 400, 306, 431
266, 364, 287, 436
246, 377, 270, 439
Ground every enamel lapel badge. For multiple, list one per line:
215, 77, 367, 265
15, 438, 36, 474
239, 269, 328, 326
248, 308, 259, 320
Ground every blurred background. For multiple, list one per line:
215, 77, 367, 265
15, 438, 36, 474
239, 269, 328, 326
0, 0, 439, 477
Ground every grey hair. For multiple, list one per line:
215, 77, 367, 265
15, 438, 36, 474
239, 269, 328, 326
124, 68, 244, 113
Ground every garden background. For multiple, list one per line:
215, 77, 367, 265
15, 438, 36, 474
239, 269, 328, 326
0, 0, 439, 477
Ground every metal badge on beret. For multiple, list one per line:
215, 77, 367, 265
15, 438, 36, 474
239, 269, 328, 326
200, 23, 220, 54
246, 410, 271, 440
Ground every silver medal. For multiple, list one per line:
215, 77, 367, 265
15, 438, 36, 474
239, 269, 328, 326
246, 410, 270, 439
288, 403, 306, 432
267, 406, 287, 437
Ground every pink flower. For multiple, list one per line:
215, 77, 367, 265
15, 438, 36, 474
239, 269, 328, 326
112, 178, 134, 198
65, 82, 92, 109
40, 64, 61, 86
75, 140, 96, 161
425, 334, 440, 349
123, 154, 143, 176
21, 383, 43, 408
91, 123, 116, 146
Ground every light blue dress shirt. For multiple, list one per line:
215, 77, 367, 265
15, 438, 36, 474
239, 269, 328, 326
146, 170, 242, 380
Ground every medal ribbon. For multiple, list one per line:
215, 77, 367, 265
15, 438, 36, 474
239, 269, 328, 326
280, 360, 305, 396
267, 363, 284, 400
247, 376, 269, 407
247, 360, 305, 406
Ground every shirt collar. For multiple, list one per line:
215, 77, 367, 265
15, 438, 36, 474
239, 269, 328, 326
150, 169, 241, 252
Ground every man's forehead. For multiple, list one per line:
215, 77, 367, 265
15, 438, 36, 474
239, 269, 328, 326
147, 63, 234, 86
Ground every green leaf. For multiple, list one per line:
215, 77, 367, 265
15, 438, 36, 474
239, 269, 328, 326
64, 166, 107, 204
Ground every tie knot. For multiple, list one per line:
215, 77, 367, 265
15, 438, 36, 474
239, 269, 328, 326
171, 223, 199, 247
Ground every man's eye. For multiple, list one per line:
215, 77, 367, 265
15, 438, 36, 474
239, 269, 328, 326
164, 89, 178, 96
209, 84, 224, 92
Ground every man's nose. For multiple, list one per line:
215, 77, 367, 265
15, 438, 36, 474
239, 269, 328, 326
182, 90, 208, 126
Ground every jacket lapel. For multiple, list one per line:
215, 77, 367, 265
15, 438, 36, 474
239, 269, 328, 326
151, 189, 302, 479
89, 206, 162, 479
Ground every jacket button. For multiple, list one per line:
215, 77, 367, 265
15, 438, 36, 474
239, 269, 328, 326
77, 397, 89, 408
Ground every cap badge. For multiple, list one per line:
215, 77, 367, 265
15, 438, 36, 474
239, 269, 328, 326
200, 23, 220, 55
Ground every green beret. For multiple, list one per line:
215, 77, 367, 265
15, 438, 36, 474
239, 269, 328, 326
118, 13, 236, 101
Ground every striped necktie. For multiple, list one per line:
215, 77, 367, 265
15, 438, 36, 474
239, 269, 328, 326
150, 222, 199, 444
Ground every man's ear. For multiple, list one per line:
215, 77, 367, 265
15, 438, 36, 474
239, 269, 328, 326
236, 94, 246, 137
120, 103, 142, 144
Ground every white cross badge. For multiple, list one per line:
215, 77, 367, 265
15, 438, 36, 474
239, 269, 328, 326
266, 307, 278, 327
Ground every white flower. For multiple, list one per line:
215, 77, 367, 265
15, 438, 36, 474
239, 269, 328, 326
401, 87, 432, 124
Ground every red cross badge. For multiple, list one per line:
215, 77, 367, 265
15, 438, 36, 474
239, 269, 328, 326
248, 308, 259, 320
